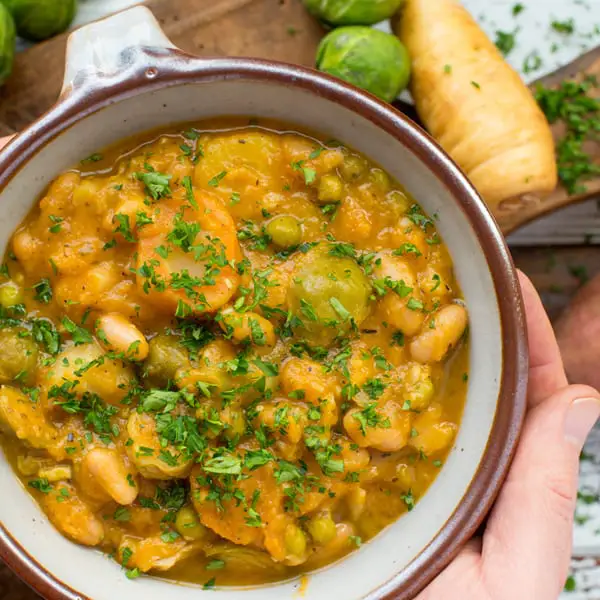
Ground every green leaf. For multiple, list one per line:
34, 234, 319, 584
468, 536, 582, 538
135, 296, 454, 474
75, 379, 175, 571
203, 454, 242, 475
208, 171, 228, 187
329, 297, 351, 321
28, 478, 52, 493
61, 317, 93, 345
135, 170, 172, 200
32, 278, 53, 304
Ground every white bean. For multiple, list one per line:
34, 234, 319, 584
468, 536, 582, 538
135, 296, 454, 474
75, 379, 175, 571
96, 313, 149, 360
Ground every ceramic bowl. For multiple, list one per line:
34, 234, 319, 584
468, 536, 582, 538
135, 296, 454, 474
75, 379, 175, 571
0, 7, 527, 600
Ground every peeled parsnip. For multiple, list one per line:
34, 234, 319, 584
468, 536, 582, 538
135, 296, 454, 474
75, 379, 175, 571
392, 0, 557, 209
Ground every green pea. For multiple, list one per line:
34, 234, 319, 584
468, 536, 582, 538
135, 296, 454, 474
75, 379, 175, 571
284, 523, 307, 557
370, 169, 391, 193
175, 506, 208, 541
265, 215, 302, 249
307, 514, 337, 545
0, 281, 23, 308
317, 174, 344, 204
340, 155, 367, 181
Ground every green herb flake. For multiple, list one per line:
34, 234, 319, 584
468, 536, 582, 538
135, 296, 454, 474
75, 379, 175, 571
61, 317, 93, 345
551, 18, 575, 34
495, 29, 517, 55
113, 213, 136, 243
134, 170, 172, 200
48, 215, 64, 234
535, 77, 600, 193
208, 171, 228, 188
181, 175, 198, 209
564, 575, 576, 592
80, 153, 103, 164
28, 478, 52, 493
33, 278, 53, 304
203, 578, 216, 590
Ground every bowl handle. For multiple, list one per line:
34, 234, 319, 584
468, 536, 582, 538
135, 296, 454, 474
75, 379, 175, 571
61, 6, 176, 96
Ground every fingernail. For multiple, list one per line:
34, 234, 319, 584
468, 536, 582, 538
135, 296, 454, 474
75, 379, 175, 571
565, 397, 600, 448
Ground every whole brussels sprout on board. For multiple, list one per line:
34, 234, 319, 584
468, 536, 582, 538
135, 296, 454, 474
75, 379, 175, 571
304, 0, 404, 26
0, 3, 14, 85
316, 26, 411, 103
1, 0, 77, 41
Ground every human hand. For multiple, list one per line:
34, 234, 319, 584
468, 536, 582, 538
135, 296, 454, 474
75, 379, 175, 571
418, 271, 600, 600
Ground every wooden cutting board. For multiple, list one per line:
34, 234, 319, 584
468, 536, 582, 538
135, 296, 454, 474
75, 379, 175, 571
0, 0, 598, 234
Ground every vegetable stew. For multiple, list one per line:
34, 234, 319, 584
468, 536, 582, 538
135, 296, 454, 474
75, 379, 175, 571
0, 120, 468, 586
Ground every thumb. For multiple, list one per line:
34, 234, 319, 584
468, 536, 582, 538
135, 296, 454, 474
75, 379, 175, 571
481, 384, 600, 599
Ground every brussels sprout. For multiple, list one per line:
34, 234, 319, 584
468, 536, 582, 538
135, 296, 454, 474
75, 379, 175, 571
0, 327, 38, 384
304, 0, 403, 26
1, 0, 77, 41
316, 27, 411, 103
0, 4, 15, 86
144, 334, 190, 386
288, 248, 371, 345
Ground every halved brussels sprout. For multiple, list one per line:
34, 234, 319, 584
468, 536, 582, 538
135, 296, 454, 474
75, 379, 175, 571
144, 334, 190, 386
287, 248, 371, 345
0, 327, 37, 384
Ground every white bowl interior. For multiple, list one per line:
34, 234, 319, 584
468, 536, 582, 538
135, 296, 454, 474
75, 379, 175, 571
0, 75, 501, 600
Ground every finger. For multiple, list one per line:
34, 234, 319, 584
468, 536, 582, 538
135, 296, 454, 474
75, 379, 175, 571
415, 539, 483, 600
480, 383, 600, 599
518, 270, 568, 407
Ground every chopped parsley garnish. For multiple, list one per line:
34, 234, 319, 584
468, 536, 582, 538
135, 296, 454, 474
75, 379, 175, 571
181, 175, 198, 209
208, 171, 228, 187
61, 317, 93, 345
28, 478, 52, 493
494, 29, 517, 55
353, 403, 391, 435
523, 51, 542, 74
291, 160, 317, 185
80, 153, 103, 164
401, 490, 415, 511
48, 214, 64, 233
535, 77, 600, 193
32, 319, 61, 354
32, 278, 53, 304
135, 169, 172, 200
551, 18, 575, 34
113, 213, 136, 242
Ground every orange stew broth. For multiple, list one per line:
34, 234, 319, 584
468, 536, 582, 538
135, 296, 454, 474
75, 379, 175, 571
0, 119, 468, 586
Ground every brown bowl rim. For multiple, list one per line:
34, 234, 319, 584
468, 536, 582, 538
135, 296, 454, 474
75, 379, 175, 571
0, 52, 528, 600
